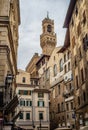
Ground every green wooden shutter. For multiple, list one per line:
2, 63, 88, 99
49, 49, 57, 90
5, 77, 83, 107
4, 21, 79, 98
30, 101, 32, 106
38, 101, 39, 106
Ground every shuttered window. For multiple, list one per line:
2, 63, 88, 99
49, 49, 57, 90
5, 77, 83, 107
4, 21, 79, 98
38, 101, 44, 107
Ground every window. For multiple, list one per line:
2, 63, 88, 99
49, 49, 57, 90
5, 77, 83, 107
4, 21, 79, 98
24, 90, 28, 95
75, 6, 78, 16
79, 47, 82, 59
81, 68, 84, 83
19, 112, 23, 119
77, 22, 81, 37
83, 11, 86, 25
68, 51, 70, 59
69, 83, 72, 90
64, 65, 67, 73
38, 101, 44, 107
28, 90, 32, 95
20, 99, 25, 106
53, 64, 57, 76
76, 75, 79, 89
66, 103, 69, 111
46, 68, 50, 80
68, 62, 70, 71
18, 90, 23, 95
58, 104, 60, 113
74, 56, 77, 67
83, 34, 88, 51
26, 112, 30, 120
83, 91, 86, 102
0, 92, 3, 107
67, 114, 69, 119
61, 102, 64, 111
72, 36, 75, 48
64, 54, 66, 62
47, 25, 52, 33
78, 96, 80, 106
62, 116, 64, 121
58, 85, 60, 95
38, 93, 44, 98
26, 100, 32, 107
71, 18, 74, 26
71, 102, 73, 110
22, 77, 26, 83
39, 112, 43, 120
60, 59, 63, 72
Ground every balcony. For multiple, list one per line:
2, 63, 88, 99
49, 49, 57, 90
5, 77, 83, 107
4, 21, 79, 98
63, 88, 74, 102
50, 71, 64, 86
64, 70, 72, 82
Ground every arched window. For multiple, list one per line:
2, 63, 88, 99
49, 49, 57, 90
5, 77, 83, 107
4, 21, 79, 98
64, 65, 67, 73
64, 54, 66, 62
53, 64, 57, 76
68, 62, 70, 71
68, 51, 70, 59
60, 59, 63, 72
47, 25, 52, 32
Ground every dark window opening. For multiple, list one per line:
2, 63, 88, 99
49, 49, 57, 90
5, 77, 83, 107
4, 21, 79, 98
83, 92, 86, 102
76, 75, 79, 89
22, 77, 26, 83
39, 113, 43, 120
81, 68, 84, 83
78, 96, 80, 106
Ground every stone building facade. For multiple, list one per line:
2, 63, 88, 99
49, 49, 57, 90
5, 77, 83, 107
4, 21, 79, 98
16, 69, 50, 130
58, 29, 75, 129
0, 0, 20, 129
64, 0, 88, 129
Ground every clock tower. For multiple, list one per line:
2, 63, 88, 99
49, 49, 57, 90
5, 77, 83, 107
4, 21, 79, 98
40, 14, 57, 55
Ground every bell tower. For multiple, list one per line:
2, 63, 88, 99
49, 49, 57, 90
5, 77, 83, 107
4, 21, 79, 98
40, 13, 57, 55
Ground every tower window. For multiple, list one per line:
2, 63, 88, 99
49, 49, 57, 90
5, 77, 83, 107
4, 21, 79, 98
47, 25, 52, 32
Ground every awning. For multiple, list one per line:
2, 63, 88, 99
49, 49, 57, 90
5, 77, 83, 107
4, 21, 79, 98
4, 95, 19, 114
11, 111, 22, 122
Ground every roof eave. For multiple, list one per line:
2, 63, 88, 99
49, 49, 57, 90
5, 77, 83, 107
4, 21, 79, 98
63, 0, 76, 28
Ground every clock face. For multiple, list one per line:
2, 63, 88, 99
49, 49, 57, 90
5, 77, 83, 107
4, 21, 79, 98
47, 25, 52, 32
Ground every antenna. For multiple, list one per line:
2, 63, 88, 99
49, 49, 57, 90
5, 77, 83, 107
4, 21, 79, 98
47, 11, 49, 19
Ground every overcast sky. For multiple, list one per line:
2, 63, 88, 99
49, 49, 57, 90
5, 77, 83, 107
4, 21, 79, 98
18, 0, 70, 70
